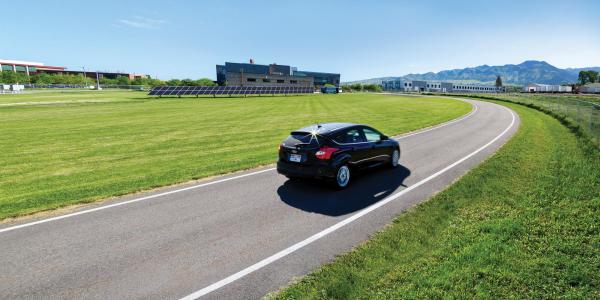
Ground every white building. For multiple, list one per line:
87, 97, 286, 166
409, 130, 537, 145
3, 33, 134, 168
381, 79, 503, 93
580, 83, 600, 94
452, 83, 502, 93
523, 83, 572, 93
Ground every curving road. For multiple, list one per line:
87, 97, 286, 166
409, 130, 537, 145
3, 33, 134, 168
0, 97, 519, 300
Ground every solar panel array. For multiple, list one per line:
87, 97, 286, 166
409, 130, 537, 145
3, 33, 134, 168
148, 86, 314, 96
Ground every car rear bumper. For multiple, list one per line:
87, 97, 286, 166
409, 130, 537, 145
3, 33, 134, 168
277, 160, 336, 179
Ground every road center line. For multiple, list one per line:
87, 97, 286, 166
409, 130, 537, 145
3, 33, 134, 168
179, 104, 516, 300
0, 100, 477, 234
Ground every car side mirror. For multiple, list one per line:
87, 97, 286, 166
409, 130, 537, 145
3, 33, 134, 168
380, 134, 388, 140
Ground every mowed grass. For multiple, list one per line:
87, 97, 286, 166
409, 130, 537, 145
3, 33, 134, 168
492, 93, 600, 104
0, 90, 144, 105
0, 92, 470, 220
272, 102, 600, 299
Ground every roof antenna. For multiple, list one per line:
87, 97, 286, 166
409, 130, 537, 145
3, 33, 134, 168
317, 123, 322, 128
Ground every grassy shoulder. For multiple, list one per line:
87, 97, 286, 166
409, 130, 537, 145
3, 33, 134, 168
493, 93, 600, 104
0, 92, 470, 220
272, 102, 600, 299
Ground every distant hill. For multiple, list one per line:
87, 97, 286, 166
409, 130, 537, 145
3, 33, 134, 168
345, 61, 600, 86
564, 66, 600, 76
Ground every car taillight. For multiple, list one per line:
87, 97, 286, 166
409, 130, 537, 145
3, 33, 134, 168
315, 146, 339, 160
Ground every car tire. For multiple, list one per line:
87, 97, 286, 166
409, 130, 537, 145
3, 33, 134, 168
286, 176, 301, 182
334, 164, 351, 189
389, 148, 400, 168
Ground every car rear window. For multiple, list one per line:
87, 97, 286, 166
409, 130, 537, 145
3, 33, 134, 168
286, 132, 324, 146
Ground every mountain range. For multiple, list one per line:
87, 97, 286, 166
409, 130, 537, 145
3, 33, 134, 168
346, 61, 600, 86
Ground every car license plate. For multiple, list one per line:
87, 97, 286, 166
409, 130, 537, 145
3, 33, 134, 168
289, 154, 302, 162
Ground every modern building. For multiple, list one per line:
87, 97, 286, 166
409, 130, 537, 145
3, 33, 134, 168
292, 70, 341, 88
523, 83, 572, 93
216, 61, 340, 88
580, 83, 600, 94
0, 59, 148, 80
382, 79, 504, 93
0, 59, 66, 75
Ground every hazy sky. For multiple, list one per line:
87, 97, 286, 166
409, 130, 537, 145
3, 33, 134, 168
2, 0, 599, 81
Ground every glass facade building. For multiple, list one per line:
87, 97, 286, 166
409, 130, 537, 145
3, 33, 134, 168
292, 70, 340, 87
216, 61, 340, 88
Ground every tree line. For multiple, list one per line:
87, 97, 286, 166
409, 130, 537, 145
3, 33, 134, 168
578, 70, 599, 85
340, 83, 382, 92
0, 71, 216, 87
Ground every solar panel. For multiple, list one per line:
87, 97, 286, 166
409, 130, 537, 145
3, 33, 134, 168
168, 86, 180, 95
148, 86, 165, 95
148, 85, 316, 97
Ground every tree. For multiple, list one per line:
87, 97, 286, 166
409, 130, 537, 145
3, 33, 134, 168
1, 71, 18, 84
31, 73, 54, 84
578, 70, 599, 85
350, 83, 363, 91
181, 78, 196, 86
165, 79, 182, 86
0, 71, 31, 84
195, 78, 216, 86
362, 84, 382, 92
495, 75, 503, 87
116, 76, 131, 85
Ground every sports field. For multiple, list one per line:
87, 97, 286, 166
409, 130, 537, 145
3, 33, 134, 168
0, 91, 471, 220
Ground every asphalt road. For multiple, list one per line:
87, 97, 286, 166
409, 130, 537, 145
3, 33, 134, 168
0, 98, 519, 300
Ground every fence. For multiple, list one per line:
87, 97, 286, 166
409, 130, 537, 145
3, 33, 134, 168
19, 84, 149, 90
445, 93, 600, 148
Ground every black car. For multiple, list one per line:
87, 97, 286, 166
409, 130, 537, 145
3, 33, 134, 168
277, 123, 400, 189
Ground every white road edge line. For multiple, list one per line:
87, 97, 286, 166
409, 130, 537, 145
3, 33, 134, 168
0, 99, 477, 234
0, 169, 275, 234
397, 103, 477, 139
180, 105, 516, 300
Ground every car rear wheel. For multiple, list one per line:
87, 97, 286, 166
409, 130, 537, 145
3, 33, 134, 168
286, 176, 301, 182
335, 165, 351, 189
389, 149, 399, 168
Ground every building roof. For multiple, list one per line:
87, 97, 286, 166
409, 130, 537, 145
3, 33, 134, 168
0, 59, 66, 71
527, 83, 566, 87
0, 59, 45, 66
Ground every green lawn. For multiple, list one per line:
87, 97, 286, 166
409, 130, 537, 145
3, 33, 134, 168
272, 101, 600, 299
0, 92, 470, 220
0, 90, 146, 105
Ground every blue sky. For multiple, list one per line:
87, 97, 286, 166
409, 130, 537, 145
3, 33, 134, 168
2, 0, 599, 81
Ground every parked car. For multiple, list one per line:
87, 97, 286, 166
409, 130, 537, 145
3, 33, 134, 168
277, 123, 400, 189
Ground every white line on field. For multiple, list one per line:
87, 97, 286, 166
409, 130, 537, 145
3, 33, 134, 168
179, 105, 516, 300
0, 100, 477, 234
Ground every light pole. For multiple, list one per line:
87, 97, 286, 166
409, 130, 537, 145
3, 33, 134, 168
95, 71, 101, 90
81, 66, 89, 87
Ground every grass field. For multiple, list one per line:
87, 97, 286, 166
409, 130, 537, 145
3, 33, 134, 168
272, 101, 600, 299
0, 92, 471, 220
0, 90, 143, 105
